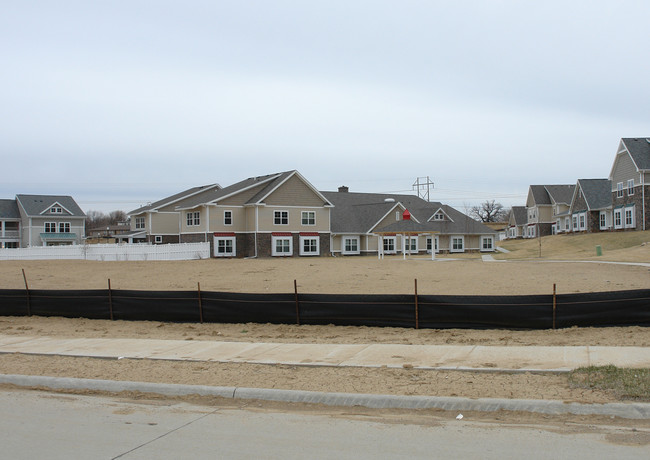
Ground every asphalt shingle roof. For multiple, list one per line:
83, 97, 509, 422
621, 138, 650, 171
16, 195, 85, 217
576, 179, 612, 210
322, 191, 495, 235
509, 206, 527, 225
545, 185, 575, 205
0, 199, 20, 219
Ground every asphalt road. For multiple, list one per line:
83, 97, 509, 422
0, 389, 647, 459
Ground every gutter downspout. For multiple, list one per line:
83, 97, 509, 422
254, 206, 259, 258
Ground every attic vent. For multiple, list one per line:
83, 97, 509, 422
384, 198, 395, 203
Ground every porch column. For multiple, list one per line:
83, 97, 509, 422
402, 233, 406, 259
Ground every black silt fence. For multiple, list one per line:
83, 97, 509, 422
0, 288, 649, 329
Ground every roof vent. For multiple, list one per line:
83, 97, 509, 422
384, 198, 395, 202
338, 186, 349, 193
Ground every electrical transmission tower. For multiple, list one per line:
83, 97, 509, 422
412, 176, 434, 202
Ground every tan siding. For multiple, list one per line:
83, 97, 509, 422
208, 206, 246, 232
151, 212, 180, 234
219, 183, 269, 206
258, 207, 330, 232
264, 175, 325, 206
374, 209, 402, 230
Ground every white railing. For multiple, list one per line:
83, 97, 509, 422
0, 243, 211, 261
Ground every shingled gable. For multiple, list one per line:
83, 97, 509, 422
16, 195, 85, 217
573, 179, 612, 211
620, 138, 650, 172
128, 184, 221, 215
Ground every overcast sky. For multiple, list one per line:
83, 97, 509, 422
2, 1, 649, 214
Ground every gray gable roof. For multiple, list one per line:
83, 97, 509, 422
621, 138, 650, 171
129, 184, 220, 215
576, 179, 612, 211
16, 194, 85, 217
529, 185, 551, 205
509, 206, 527, 225
545, 184, 575, 205
322, 191, 495, 235
0, 199, 20, 219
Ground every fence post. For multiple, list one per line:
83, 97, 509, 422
108, 279, 114, 321
198, 282, 204, 324
414, 278, 419, 330
552, 283, 557, 330
294, 279, 300, 326
22, 269, 31, 317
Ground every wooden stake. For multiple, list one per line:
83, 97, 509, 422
198, 282, 204, 324
552, 283, 557, 330
414, 278, 419, 330
294, 279, 300, 326
108, 279, 114, 321
22, 269, 31, 317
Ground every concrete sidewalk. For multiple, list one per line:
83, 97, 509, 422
1, 334, 649, 372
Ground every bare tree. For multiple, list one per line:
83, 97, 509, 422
85, 210, 127, 229
470, 200, 508, 222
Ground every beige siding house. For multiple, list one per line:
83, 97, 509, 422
525, 185, 574, 237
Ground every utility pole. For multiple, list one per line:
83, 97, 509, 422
413, 176, 434, 202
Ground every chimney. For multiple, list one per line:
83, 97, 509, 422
338, 186, 349, 193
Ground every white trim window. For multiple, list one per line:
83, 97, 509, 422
187, 211, 200, 227
135, 217, 145, 229
578, 213, 586, 231
599, 211, 607, 230
433, 212, 445, 221
272, 236, 293, 256
154, 235, 163, 244
617, 182, 624, 198
44, 222, 56, 233
301, 211, 315, 226
624, 206, 635, 228
224, 210, 233, 226
403, 236, 417, 253
481, 236, 494, 251
426, 236, 439, 253
274, 210, 289, 225
572, 215, 578, 232
214, 237, 236, 257
614, 208, 623, 229
58, 222, 71, 233
564, 217, 570, 232
50, 206, 62, 214
383, 236, 396, 253
343, 236, 360, 255
627, 179, 634, 196
451, 236, 464, 252
299, 236, 319, 256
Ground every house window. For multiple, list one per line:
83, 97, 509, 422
301, 211, 315, 226
343, 237, 359, 254
224, 211, 232, 226
44, 222, 56, 233
50, 206, 62, 214
214, 237, 236, 257
272, 236, 292, 256
383, 237, 396, 253
572, 215, 578, 231
433, 212, 444, 221
625, 206, 635, 228
579, 213, 586, 231
617, 182, 624, 198
404, 237, 417, 253
135, 217, 145, 229
154, 235, 163, 244
300, 236, 319, 256
565, 218, 570, 231
59, 222, 70, 233
451, 236, 464, 252
187, 212, 200, 226
396, 211, 400, 221
599, 212, 607, 230
481, 236, 493, 251
628, 179, 634, 195
614, 209, 623, 229
274, 210, 289, 225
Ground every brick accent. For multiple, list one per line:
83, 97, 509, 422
612, 184, 649, 231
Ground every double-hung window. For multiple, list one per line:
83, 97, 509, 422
343, 237, 359, 254
617, 182, 624, 198
215, 237, 236, 257
625, 206, 635, 228
383, 237, 396, 253
224, 211, 232, 226
300, 236, 319, 256
481, 236, 493, 251
272, 236, 292, 256
59, 222, 70, 233
451, 236, 464, 252
614, 209, 623, 229
404, 237, 417, 253
599, 212, 607, 230
301, 211, 315, 226
44, 222, 56, 233
627, 179, 634, 196
135, 217, 145, 229
187, 212, 200, 226
274, 210, 288, 225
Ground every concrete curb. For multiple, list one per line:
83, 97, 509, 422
2, 374, 649, 420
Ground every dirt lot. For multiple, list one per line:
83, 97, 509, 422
0, 256, 649, 423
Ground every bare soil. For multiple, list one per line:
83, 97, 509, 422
0, 256, 648, 419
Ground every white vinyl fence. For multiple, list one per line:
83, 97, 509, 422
0, 243, 210, 261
